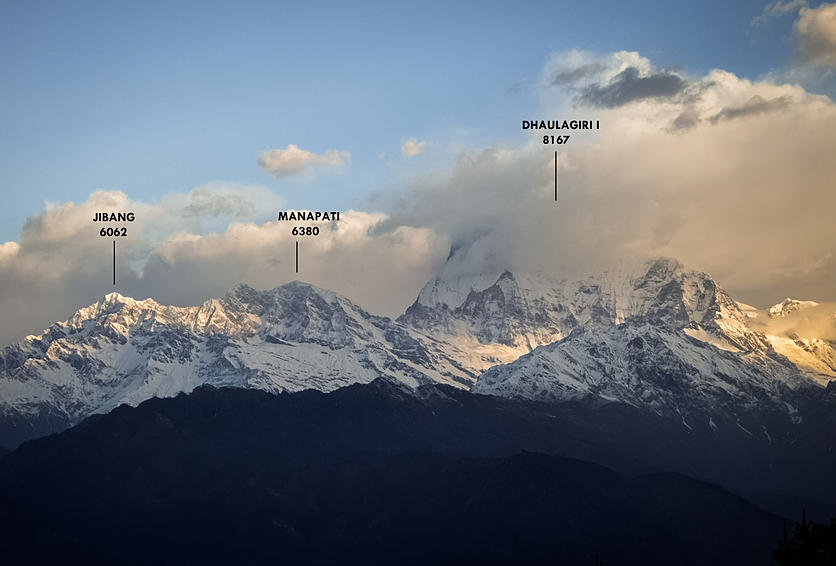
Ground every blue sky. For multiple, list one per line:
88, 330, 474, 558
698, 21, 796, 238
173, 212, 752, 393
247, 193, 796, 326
0, 0, 826, 242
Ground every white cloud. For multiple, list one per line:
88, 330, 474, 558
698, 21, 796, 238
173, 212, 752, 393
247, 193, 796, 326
401, 138, 426, 158
258, 144, 350, 177
751, 0, 807, 27
795, 2, 836, 66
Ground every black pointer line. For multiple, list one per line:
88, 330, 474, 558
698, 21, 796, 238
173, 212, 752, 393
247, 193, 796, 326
554, 151, 558, 202
295, 240, 299, 273
112, 240, 116, 286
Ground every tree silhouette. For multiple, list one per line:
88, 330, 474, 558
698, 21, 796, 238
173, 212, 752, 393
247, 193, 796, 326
772, 510, 836, 565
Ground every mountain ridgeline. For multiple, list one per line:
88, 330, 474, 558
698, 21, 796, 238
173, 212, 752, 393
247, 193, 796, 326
0, 257, 834, 498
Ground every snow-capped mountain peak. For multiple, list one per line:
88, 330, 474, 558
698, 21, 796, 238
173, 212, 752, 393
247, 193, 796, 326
768, 298, 820, 318
464, 257, 835, 435
399, 256, 774, 375
0, 280, 475, 448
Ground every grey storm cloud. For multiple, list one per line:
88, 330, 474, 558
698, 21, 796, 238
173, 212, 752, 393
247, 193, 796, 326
551, 62, 607, 85
578, 66, 687, 108
670, 108, 702, 132
709, 95, 793, 124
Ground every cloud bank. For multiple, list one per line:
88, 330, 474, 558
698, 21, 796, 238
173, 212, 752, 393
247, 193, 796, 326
796, 2, 836, 66
750, 302, 836, 342
383, 50, 836, 311
0, 186, 444, 345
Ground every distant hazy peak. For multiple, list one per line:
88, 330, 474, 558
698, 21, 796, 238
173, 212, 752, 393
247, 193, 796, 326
768, 298, 820, 318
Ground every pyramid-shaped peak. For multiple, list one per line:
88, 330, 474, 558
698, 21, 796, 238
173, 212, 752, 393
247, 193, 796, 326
96, 292, 159, 310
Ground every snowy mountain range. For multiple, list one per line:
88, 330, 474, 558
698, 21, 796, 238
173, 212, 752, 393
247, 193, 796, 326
0, 256, 834, 448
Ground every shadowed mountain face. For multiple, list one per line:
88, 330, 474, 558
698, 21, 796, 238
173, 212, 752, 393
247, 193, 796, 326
0, 382, 784, 566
